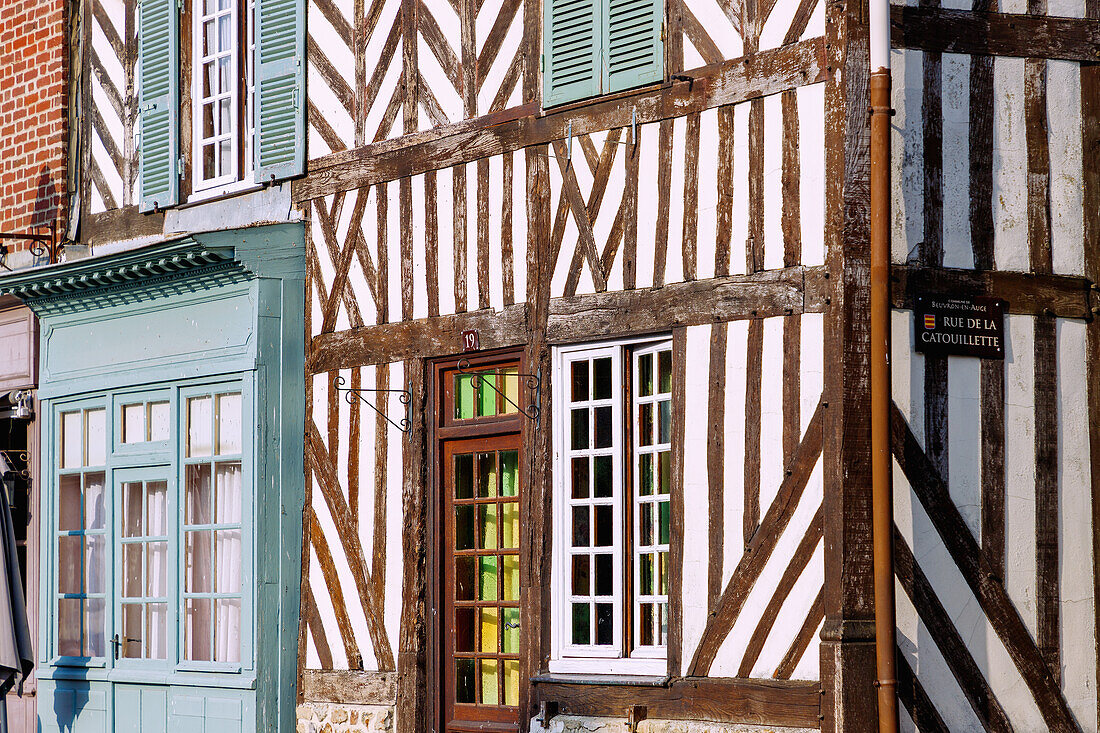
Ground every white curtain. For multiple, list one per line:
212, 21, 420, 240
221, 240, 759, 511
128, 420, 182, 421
214, 463, 242, 663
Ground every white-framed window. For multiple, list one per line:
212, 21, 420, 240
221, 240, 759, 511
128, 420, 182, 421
190, 0, 255, 196
551, 337, 673, 675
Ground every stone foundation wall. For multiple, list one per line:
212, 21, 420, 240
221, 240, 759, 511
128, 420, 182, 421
531, 715, 817, 733
296, 703, 394, 733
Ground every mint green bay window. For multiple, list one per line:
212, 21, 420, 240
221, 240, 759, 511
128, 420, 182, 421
0, 224, 304, 733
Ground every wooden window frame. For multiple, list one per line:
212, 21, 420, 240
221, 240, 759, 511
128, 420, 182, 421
549, 337, 671, 677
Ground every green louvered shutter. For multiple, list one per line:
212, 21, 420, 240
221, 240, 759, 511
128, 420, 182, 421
543, 0, 601, 107
604, 0, 662, 93
138, 0, 179, 212
254, 0, 305, 181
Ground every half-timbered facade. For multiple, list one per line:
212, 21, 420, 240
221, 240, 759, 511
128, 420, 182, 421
11, 0, 1098, 725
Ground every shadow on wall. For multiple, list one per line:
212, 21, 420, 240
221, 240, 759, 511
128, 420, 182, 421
31, 164, 61, 233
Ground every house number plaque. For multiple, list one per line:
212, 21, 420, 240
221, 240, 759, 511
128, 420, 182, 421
461, 329, 480, 352
914, 294, 1005, 360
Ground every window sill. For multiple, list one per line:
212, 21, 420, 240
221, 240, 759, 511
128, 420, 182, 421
546, 657, 668, 677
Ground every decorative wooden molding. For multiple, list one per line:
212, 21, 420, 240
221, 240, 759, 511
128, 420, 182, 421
531, 676, 822, 729
294, 38, 826, 200
890, 6, 1100, 61
890, 265, 1094, 320
300, 670, 398, 705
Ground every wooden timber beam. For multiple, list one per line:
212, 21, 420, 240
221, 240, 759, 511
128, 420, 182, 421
889, 264, 1095, 320
530, 676, 822, 729
300, 670, 398, 705
307, 266, 828, 372
294, 38, 826, 201
891, 6, 1100, 61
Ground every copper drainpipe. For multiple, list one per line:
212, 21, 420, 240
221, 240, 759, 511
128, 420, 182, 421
869, 0, 899, 728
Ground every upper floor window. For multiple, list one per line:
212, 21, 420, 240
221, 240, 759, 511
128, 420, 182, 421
191, 0, 255, 194
542, 0, 664, 107
551, 338, 672, 675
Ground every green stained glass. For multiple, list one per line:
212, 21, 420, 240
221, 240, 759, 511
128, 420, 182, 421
659, 500, 670, 545
502, 608, 520, 653
501, 554, 519, 600
479, 556, 498, 600
478, 373, 498, 417
500, 450, 519, 496
456, 374, 476, 419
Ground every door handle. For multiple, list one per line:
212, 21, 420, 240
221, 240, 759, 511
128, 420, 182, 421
110, 634, 121, 660
504, 621, 519, 630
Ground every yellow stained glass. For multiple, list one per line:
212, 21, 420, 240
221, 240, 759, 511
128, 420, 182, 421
479, 659, 499, 705
479, 505, 498, 549
502, 368, 519, 415
501, 555, 519, 601
503, 659, 520, 705
480, 608, 499, 653
479, 556, 497, 600
501, 503, 518, 548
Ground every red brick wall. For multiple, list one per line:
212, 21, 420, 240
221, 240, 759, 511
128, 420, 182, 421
0, 0, 67, 253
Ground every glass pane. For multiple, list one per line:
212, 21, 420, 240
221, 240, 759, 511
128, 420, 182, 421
188, 397, 213, 457
571, 506, 589, 547
502, 608, 519, 654
479, 608, 498, 653
455, 607, 475, 651
639, 453, 653, 496
215, 463, 242, 523
58, 475, 82, 531
593, 358, 612, 400
149, 401, 170, 442
185, 598, 213, 661
639, 403, 653, 447
203, 19, 215, 56
455, 557, 475, 601
214, 598, 241, 663
658, 350, 672, 393
640, 553, 653, 595
456, 658, 475, 703
478, 556, 497, 601
659, 602, 668, 644
217, 14, 232, 51
84, 473, 105, 530
84, 598, 105, 657
477, 373, 497, 417
594, 406, 612, 449
476, 453, 497, 498
503, 659, 520, 706
454, 454, 473, 499
85, 409, 106, 466
594, 505, 612, 547
122, 404, 145, 444
216, 393, 242, 455
595, 603, 613, 645
147, 603, 167, 659
570, 360, 588, 402
217, 57, 231, 95
500, 451, 518, 497
639, 353, 653, 397
147, 541, 168, 597
571, 555, 589, 596
123, 543, 143, 598
477, 505, 497, 550
122, 603, 142, 658
659, 552, 669, 594
57, 599, 81, 656
85, 536, 104, 594
455, 374, 475, 419
659, 502, 670, 544
122, 482, 143, 537
214, 530, 242, 593
571, 457, 589, 499
570, 409, 589, 450
640, 503, 653, 546
571, 603, 590, 645
218, 139, 232, 175
501, 555, 519, 601
594, 455, 612, 498
658, 400, 672, 444
58, 535, 82, 594
203, 144, 216, 180
185, 530, 212, 593
595, 554, 612, 596
479, 659, 499, 705
455, 506, 474, 550
147, 481, 169, 536
502, 368, 519, 415
186, 464, 213, 525
658, 452, 670, 495
61, 411, 81, 468
640, 603, 653, 646
500, 503, 518, 549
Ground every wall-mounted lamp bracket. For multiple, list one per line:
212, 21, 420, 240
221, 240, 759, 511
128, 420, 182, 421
456, 359, 542, 429
334, 376, 412, 433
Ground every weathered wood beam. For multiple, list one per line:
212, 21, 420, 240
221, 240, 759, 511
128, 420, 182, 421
300, 670, 398, 705
889, 265, 1094, 320
294, 38, 826, 200
891, 6, 1100, 61
83, 205, 165, 244
530, 677, 821, 729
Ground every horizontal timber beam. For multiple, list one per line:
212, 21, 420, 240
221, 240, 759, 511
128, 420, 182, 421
531, 676, 822, 729
294, 38, 826, 201
891, 6, 1100, 61
299, 670, 397, 705
308, 267, 828, 372
890, 264, 1095, 320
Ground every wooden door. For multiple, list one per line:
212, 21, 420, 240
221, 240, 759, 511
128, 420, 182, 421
442, 435, 522, 732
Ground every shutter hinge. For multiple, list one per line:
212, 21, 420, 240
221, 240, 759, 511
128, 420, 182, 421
177, 0, 184, 11
177, 157, 185, 176
293, 86, 300, 110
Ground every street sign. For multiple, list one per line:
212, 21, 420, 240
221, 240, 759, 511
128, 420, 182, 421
913, 294, 1005, 360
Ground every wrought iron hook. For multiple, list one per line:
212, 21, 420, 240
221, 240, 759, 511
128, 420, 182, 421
456, 359, 541, 428
333, 375, 412, 433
